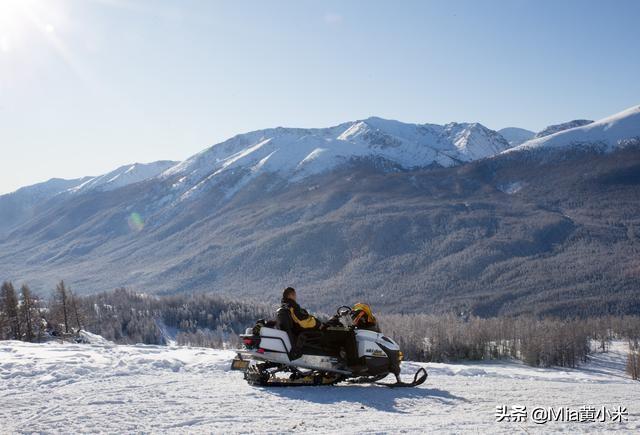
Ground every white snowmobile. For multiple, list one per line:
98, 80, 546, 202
231, 306, 427, 387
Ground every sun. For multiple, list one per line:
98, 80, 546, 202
0, 0, 60, 52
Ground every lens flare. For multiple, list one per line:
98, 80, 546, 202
127, 212, 144, 232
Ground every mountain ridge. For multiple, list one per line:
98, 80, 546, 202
1, 105, 639, 316
497, 127, 535, 147
508, 105, 640, 153
0, 160, 178, 237
534, 119, 594, 138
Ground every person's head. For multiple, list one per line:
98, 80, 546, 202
283, 286, 296, 301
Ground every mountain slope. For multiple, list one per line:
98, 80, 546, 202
0, 106, 639, 315
2, 146, 639, 315
0, 177, 89, 237
534, 119, 594, 138
510, 106, 640, 153
69, 161, 178, 194
0, 160, 178, 238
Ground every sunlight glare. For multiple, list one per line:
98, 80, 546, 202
0, 0, 63, 52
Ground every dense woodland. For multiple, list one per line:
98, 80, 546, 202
380, 313, 640, 370
0, 282, 271, 348
1, 281, 639, 378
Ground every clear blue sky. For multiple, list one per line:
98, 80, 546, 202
1, 0, 639, 194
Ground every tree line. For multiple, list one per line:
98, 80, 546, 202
1, 281, 639, 376
0, 281, 271, 347
379, 313, 640, 369
0, 280, 81, 342
77, 287, 272, 347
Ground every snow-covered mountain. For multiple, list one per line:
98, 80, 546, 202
1, 177, 89, 204
162, 117, 510, 201
0, 160, 177, 237
1, 105, 639, 314
0, 177, 87, 237
67, 161, 178, 194
534, 119, 594, 138
2, 119, 511, 222
497, 127, 535, 147
507, 106, 640, 153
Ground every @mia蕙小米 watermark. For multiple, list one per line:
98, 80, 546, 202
495, 405, 628, 424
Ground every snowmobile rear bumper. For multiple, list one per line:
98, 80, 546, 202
231, 354, 250, 371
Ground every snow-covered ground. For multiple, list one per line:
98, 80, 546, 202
1, 339, 638, 434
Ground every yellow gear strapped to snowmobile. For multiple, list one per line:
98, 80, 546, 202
289, 307, 317, 328
352, 302, 375, 325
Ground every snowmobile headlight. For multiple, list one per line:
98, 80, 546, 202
398, 351, 404, 361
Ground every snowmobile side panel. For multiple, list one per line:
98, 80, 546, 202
258, 328, 292, 353
241, 349, 351, 374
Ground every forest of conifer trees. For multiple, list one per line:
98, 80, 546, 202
1, 280, 639, 376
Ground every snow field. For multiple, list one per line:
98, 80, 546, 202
0, 340, 638, 433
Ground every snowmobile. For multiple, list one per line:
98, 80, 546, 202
231, 306, 427, 387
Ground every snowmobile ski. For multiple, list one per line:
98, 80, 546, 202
374, 367, 428, 388
345, 367, 428, 388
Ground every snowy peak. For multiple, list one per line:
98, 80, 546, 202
69, 160, 178, 194
535, 119, 594, 138
337, 120, 371, 141
498, 127, 535, 147
507, 105, 640, 153
341, 118, 511, 160
163, 117, 510, 201
443, 122, 511, 161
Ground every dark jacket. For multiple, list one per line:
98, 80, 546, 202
277, 297, 318, 335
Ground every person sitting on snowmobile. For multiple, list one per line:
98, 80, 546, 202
351, 302, 380, 332
277, 287, 320, 357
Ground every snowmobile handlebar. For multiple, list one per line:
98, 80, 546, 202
336, 306, 352, 317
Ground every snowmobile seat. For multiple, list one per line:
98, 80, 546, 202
296, 328, 358, 364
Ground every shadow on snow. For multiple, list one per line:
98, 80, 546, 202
260, 383, 468, 413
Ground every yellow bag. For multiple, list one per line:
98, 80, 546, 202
352, 302, 375, 326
